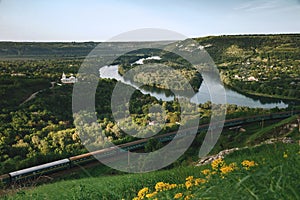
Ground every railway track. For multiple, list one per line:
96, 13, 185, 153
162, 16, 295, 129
0, 110, 299, 186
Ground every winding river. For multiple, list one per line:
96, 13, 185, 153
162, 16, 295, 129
99, 65, 289, 109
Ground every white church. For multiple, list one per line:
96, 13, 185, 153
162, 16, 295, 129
61, 73, 78, 84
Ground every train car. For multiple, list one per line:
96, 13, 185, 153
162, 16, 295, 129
9, 158, 70, 182
271, 111, 292, 119
224, 118, 245, 127
69, 152, 96, 166
69, 146, 120, 166
1, 110, 298, 185
120, 139, 148, 151
0, 174, 10, 185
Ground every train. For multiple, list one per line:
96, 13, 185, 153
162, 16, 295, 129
0, 110, 299, 185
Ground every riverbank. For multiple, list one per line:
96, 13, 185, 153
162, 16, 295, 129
100, 65, 289, 108
224, 81, 300, 102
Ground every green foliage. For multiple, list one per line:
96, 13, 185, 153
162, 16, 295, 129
118, 49, 202, 92
195, 34, 300, 100
246, 115, 299, 144
5, 143, 299, 199
0, 76, 50, 109
0, 42, 98, 58
0, 35, 299, 177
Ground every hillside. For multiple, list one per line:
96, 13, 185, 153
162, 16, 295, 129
195, 34, 300, 100
0, 42, 98, 59
0, 34, 299, 199
1, 34, 299, 99
1, 114, 299, 199
3, 143, 299, 200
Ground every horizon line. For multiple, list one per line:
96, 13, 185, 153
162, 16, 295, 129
0, 32, 299, 43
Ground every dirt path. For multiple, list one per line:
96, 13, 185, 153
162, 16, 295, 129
20, 82, 56, 106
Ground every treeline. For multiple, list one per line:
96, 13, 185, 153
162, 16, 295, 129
0, 59, 82, 80
0, 34, 298, 174
0, 42, 98, 58
118, 49, 202, 92
0, 75, 277, 174
195, 34, 300, 100
0, 76, 50, 109
0, 78, 185, 174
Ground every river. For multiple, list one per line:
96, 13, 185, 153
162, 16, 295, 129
99, 65, 288, 109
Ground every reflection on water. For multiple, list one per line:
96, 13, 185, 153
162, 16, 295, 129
99, 65, 288, 109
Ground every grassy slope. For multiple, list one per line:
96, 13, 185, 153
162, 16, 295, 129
4, 143, 299, 200
247, 115, 299, 144
3, 116, 299, 200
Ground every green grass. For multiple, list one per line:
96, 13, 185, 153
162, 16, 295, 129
1, 116, 299, 199
246, 115, 298, 145
3, 143, 299, 200
161, 143, 299, 200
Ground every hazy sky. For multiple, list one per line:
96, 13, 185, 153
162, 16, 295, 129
0, 0, 299, 41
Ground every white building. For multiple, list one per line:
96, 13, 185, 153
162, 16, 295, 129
61, 73, 78, 84
247, 76, 259, 82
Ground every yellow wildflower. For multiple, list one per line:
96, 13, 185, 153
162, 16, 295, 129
146, 191, 157, 198
283, 152, 288, 158
184, 194, 193, 200
211, 158, 225, 170
220, 165, 234, 175
186, 176, 194, 182
174, 193, 183, 199
185, 180, 193, 189
194, 178, 206, 185
137, 187, 149, 199
201, 169, 211, 176
155, 182, 177, 191
155, 182, 165, 191
241, 160, 257, 170
220, 162, 237, 175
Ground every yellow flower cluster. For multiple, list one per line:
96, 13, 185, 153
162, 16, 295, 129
185, 180, 192, 189
211, 158, 225, 170
194, 178, 206, 185
138, 187, 149, 198
283, 152, 288, 158
174, 193, 183, 199
184, 194, 194, 200
210, 158, 238, 176
146, 192, 158, 198
241, 160, 257, 170
184, 176, 206, 189
186, 176, 193, 182
201, 169, 210, 176
155, 182, 177, 191
132, 158, 258, 200
133, 187, 149, 200
220, 162, 237, 175
133, 182, 178, 199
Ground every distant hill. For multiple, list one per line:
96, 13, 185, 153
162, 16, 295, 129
1, 34, 299, 60
0, 34, 299, 99
195, 34, 300, 64
0, 42, 99, 58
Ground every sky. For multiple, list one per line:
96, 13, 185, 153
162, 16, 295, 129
0, 0, 300, 41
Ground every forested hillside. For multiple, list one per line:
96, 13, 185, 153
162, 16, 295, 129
0, 34, 299, 175
196, 34, 300, 99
